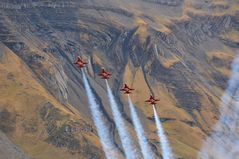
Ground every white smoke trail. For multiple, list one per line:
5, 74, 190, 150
81, 71, 120, 159
105, 81, 139, 159
152, 105, 174, 159
128, 95, 155, 159
198, 55, 239, 159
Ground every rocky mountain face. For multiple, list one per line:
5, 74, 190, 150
0, 0, 238, 159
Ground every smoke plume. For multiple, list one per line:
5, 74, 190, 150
105, 81, 139, 159
128, 95, 155, 159
82, 71, 120, 159
153, 105, 174, 159
198, 55, 239, 159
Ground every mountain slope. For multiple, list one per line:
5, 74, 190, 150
0, 42, 104, 159
0, 0, 238, 159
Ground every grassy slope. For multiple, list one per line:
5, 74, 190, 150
0, 43, 103, 159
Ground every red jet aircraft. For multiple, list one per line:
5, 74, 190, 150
98, 68, 112, 79
74, 56, 88, 68
145, 95, 160, 105
120, 84, 134, 94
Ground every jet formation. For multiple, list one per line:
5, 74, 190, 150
73, 56, 172, 159
74, 56, 160, 106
